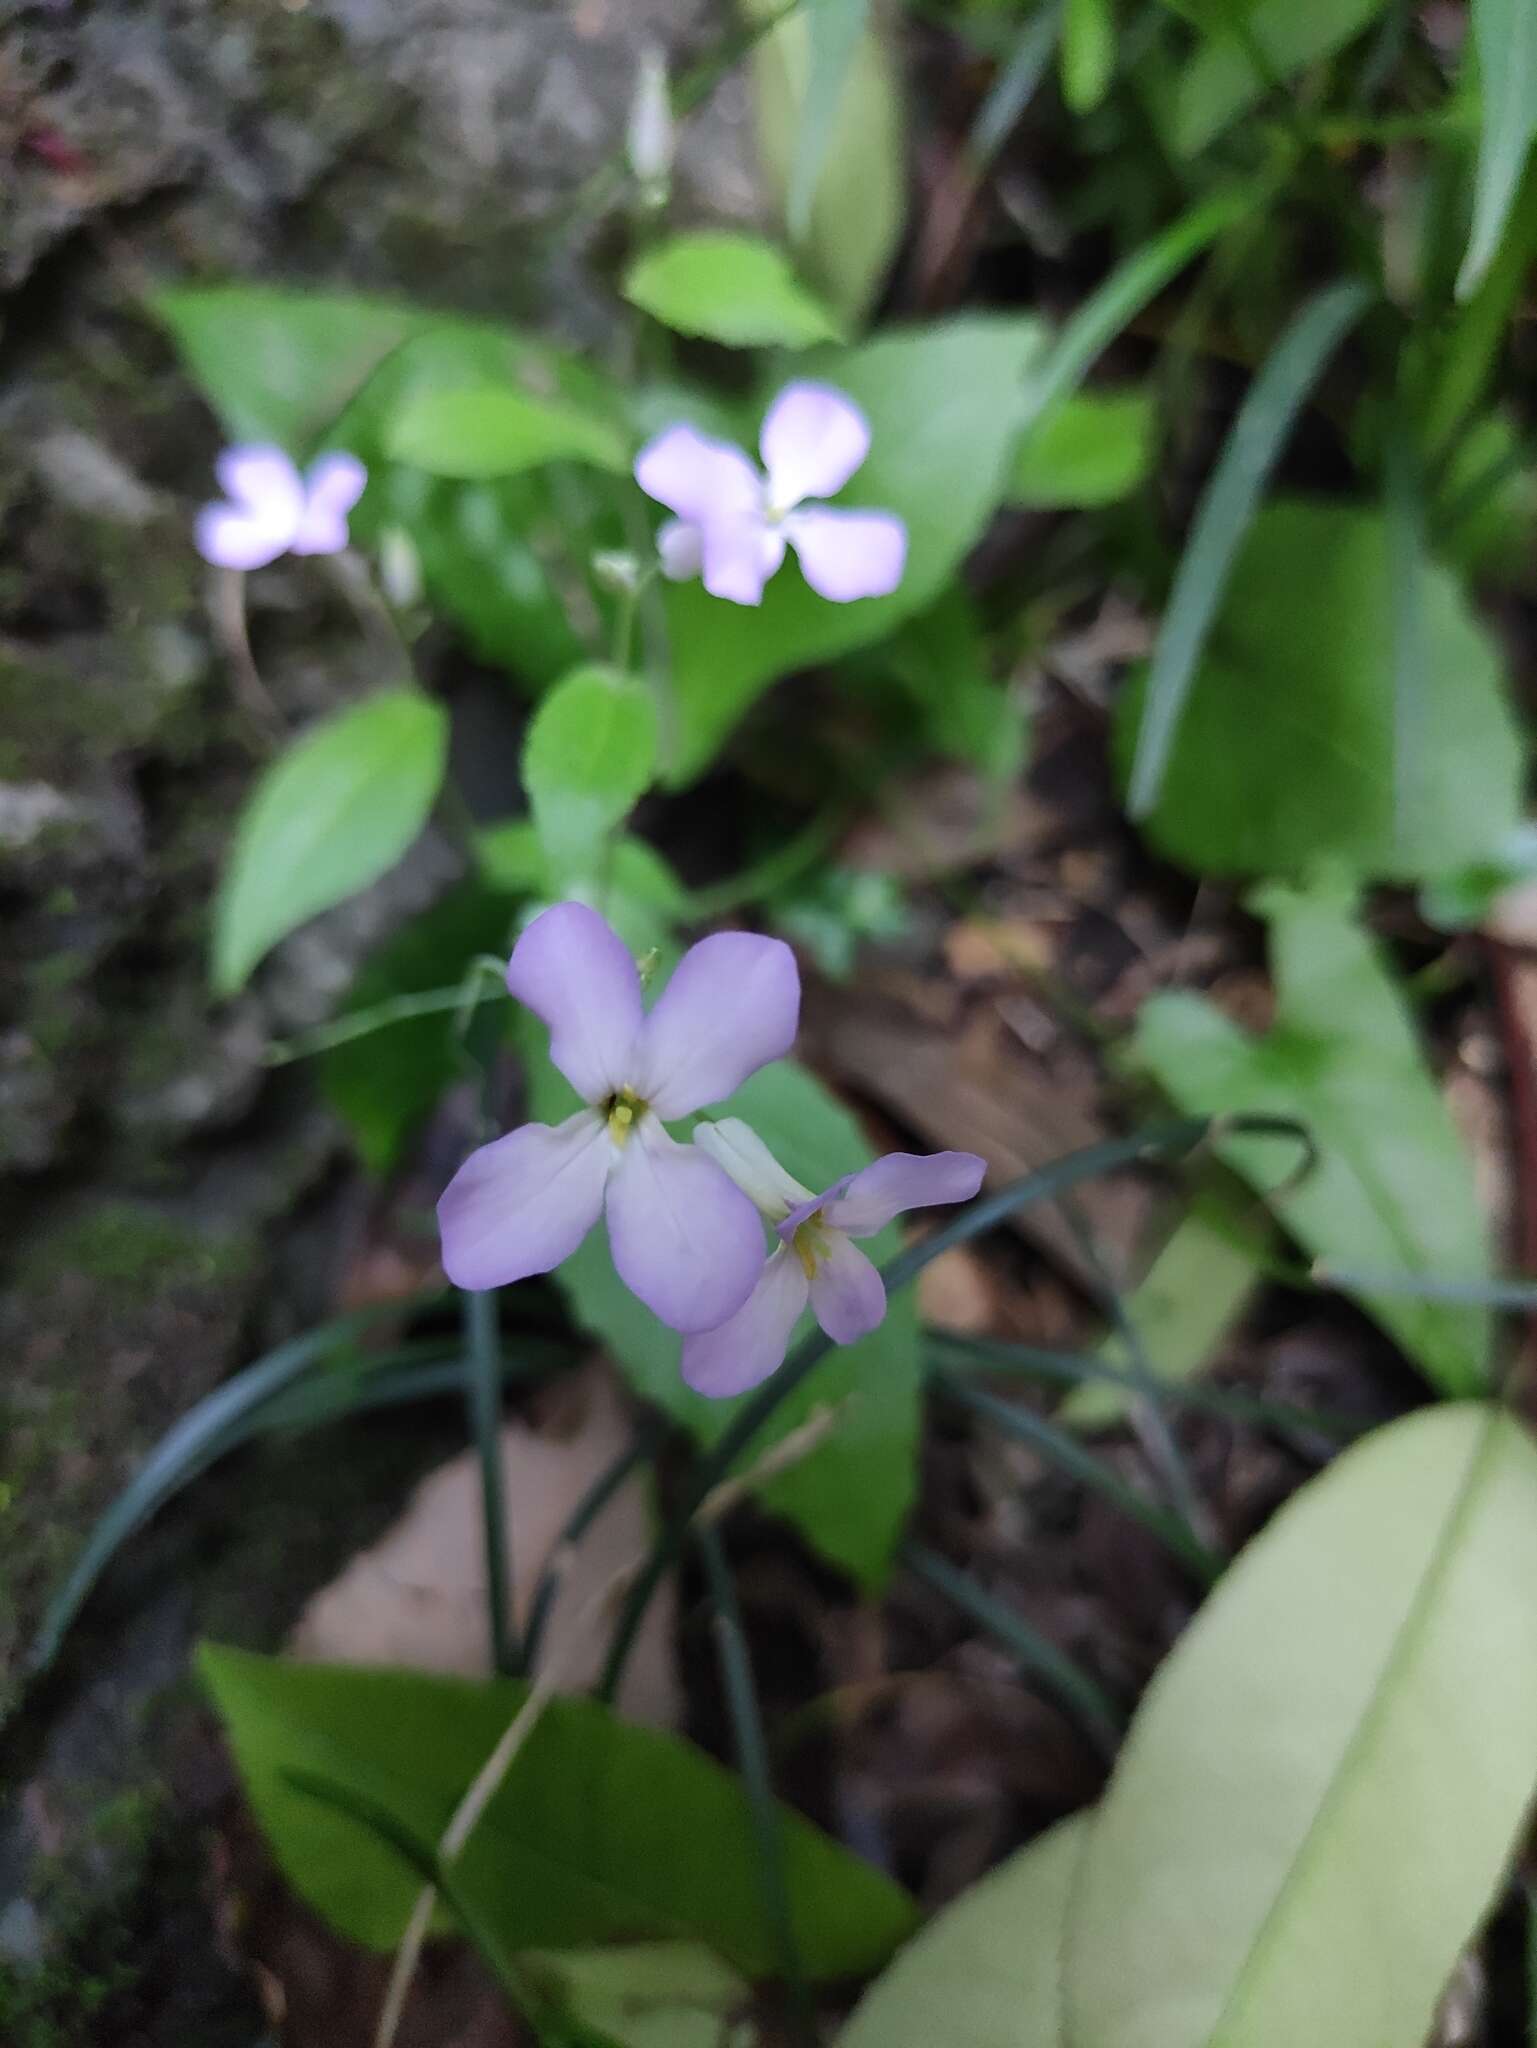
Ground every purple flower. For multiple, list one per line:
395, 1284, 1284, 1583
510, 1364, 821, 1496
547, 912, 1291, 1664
681, 1120, 986, 1397
194, 444, 367, 571
634, 381, 907, 608
437, 904, 801, 1333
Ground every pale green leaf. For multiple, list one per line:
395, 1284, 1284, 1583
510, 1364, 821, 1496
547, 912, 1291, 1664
744, 0, 906, 327
791, 0, 872, 240
662, 316, 1047, 783
1133, 881, 1490, 1395
1169, 0, 1391, 158
525, 1945, 749, 2048
1009, 387, 1155, 507
522, 666, 658, 883
624, 232, 842, 348
1066, 1403, 1537, 2048
200, 1645, 917, 1977
1458, 0, 1537, 296
212, 690, 448, 996
1118, 499, 1524, 882
385, 384, 630, 479
528, 1043, 922, 1590
839, 1814, 1087, 2047
1062, 0, 1115, 113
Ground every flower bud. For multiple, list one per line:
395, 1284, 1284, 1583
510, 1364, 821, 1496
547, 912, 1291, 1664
626, 43, 673, 203
378, 525, 423, 609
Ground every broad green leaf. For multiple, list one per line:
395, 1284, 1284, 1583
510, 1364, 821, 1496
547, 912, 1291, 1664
212, 690, 448, 996
200, 1644, 917, 1976
1133, 881, 1490, 1395
523, 667, 659, 883
322, 883, 513, 1174
385, 385, 630, 479
839, 1814, 1087, 2047
475, 826, 686, 956
1064, 1202, 1265, 1429
745, 0, 906, 327
1435, 411, 1537, 584
525, 1945, 749, 2048
1009, 387, 1155, 507
663, 316, 1047, 783
790, 0, 872, 240
1124, 282, 1368, 819
1168, 0, 1391, 158
1457, 0, 1537, 296
1065, 1403, 1537, 2048
878, 587, 1029, 779
624, 232, 842, 349
156, 286, 425, 451
528, 1044, 922, 1590
1062, 0, 1114, 113
1118, 499, 1523, 881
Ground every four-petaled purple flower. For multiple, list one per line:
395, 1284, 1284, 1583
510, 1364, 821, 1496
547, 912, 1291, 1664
436, 904, 801, 1333
195, 445, 367, 571
635, 381, 907, 608
681, 1119, 986, 1396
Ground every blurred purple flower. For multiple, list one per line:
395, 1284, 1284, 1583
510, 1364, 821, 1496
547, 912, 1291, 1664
681, 1120, 985, 1396
195, 445, 366, 571
634, 381, 907, 607
437, 903, 800, 1333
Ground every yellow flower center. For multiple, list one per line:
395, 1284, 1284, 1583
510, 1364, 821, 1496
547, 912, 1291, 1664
604, 1087, 647, 1145
791, 1213, 830, 1280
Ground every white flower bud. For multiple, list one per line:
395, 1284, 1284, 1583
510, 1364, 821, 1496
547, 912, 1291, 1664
378, 525, 423, 609
626, 43, 673, 200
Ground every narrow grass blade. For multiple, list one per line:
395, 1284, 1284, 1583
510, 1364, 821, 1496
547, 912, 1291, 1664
1385, 429, 1428, 868
465, 1287, 518, 1678
698, 1528, 815, 2043
968, 3, 1061, 167
1017, 186, 1261, 446
902, 1540, 1122, 1754
1457, 0, 1537, 298
788, 0, 870, 240
1125, 278, 1369, 817
521, 1418, 668, 1672
1061, 0, 1113, 113
26, 1294, 444, 1685
931, 1368, 1218, 1580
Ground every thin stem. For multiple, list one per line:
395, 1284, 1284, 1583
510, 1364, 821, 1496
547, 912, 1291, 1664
464, 1288, 518, 1678
697, 1527, 816, 2046
902, 1540, 1122, 1756
520, 1419, 667, 1673
263, 956, 506, 1067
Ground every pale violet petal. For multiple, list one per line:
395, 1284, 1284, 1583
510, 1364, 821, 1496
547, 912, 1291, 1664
634, 423, 762, 523
633, 931, 800, 1119
437, 1109, 611, 1290
783, 508, 907, 603
194, 502, 295, 571
215, 445, 306, 522
505, 901, 643, 1105
657, 517, 704, 582
759, 382, 870, 511
291, 450, 368, 555
681, 1246, 811, 1398
604, 1118, 766, 1332
693, 1118, 814, 1221
809, 1230, 887, 1343
700, 516, 785, 606
823, 1150, 987, 1239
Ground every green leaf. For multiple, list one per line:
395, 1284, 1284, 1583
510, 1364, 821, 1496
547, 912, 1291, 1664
1009, 387, 1155, 507
528, 1044, 922, 1590
522, 667, 659, 885
1133, 881, 1490, 1396
878, 587, 1029, 779
839, 1814, 1088, 2047
1062, 0, 1115, 113
1065, 1403, 1537, 2048
1458, 0, 1537, 296
1168, 0, 1391, 158
385, 385, 630, 479
199, 1644, 917, 1976
744, 0, 906, 328
212, 690, 448, 996
663, 316, 1047, 783
624, 232, 842, 349
1117, 499, 1524, 881
790, 0, 872, 240
1124, 282, 1368, 819
525, 1945, 749, 2048
322, 883, 513, 1174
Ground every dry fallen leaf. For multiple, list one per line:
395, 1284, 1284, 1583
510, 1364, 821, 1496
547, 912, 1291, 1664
288, 1358, 680, 1727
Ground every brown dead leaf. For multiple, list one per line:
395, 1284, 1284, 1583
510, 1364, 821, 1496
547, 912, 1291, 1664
942, 917, 1055, 983
918, 1246, 998, 1335
288, 1358, 679, 1727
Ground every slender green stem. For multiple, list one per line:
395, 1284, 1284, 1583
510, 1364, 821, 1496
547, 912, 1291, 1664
464, 1288, 518, 1677
902, 1540, 1122, 1756
263, 960, 505, 1067
930, 1368, 1219, 1582
521, 1419, 668, 1673
697, 1526, 816, 2046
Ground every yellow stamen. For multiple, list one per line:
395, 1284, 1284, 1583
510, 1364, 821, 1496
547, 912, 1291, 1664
604, 1087, 646, 1144
792, 1215, 827, 1280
